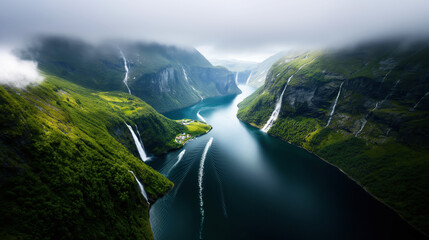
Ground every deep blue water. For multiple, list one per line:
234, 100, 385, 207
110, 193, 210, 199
147, 85, 425, 240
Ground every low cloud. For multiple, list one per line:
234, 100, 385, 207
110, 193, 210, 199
0, 49, 44, 88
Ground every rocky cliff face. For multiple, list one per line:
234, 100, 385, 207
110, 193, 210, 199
238, 40, 429, 236
24, 36, 241, 113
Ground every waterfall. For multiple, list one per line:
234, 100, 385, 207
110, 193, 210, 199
261, 59, 317, 133
197, 110, 206, 123
182, 66, 203, 100
235, 72, 239, 85
182, 67, 189, 82
411, 91, 429, 111
198, 137, 213, 240
325, 82, 344, 127
119, 50, 132, 95
128, 170, 149, 204
167, 149, 186, 176
355, 79, 401, 136
245, 73, 252, 85
261, 76, 291, 132
124, 122, 149, 161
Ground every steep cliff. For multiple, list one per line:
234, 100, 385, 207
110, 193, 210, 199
238, 40, 429, 236
24, 36, 241, 113
0, 72, 205, 239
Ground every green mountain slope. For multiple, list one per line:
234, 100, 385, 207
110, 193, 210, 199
0, 73, 209, 239
24, 37, 240, 113
246, 51, 289, 87
238, 40, 429, 236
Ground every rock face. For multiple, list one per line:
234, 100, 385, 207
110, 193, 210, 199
24, 36, 241, 113
238, 40, 429, 236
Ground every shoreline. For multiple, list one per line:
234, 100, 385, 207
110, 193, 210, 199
237, 118, 428, 238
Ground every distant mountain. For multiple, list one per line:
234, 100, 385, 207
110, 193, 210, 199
238, 40, 429, 236
209, 59, 258, 72
246, 51, 289, 87
23, 37, 240, 112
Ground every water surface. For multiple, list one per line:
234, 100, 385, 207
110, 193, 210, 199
148, 85, 424, 240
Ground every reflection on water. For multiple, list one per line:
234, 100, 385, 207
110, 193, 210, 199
148, 85, 424, 240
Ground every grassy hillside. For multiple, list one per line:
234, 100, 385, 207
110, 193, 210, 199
238, 41, 429, 236
0, 73, 210, 239
24, 36, 240, 112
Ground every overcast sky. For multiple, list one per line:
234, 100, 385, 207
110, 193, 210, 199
1, 0, 429, 62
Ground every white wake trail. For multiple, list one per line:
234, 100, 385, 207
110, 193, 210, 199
197, 110, 206, 123
198, 137, 213, 239
167, 149, 186, 176
128, 170, 149, 204
325, 82, 344, 127
125, 122, 149, 161
119, 50, 132, 95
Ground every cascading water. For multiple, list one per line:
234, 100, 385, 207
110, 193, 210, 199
325, 82, 344, 127
198, 137, 213, 239
245, 73, 252, 85
124, 122, 149, 161
197, 110, 206, 123
411, 91, 429, 111
235, 72, 239, 85
128, 170, 149, 204
167, 149, 186, 176
119, 50, 132, 95
261, 60, 316, 133
182, 67, 189, 83
355, 79, 401, 136
182, 66, 203, 100
261, 76, 292, 133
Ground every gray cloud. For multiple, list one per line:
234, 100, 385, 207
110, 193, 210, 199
1, 0, 429, 61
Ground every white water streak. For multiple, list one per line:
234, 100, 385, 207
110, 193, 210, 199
198, 137, 213, 239
119, 50, 132, 94
197, 111, 206, 123
125, 122, 148, 161
355, 79, 401, 136
325, 82, 344, 127
182, 67, 189, 82
167, 149, 186, 176
261, 76, 291, 133
245, 73, 252, 85
261, 58, 316, 133
182, 66, 203, 100
412, 91, 429, 110
128, 170, 149, 204
235, 72, 239, 85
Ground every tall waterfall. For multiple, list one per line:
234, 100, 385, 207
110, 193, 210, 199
355, 79, 401, 136
261, 59, 316, 133
182, 67, 189, 82
261, 76, 292, 133
235, 72, 239, 85
167, 149, 186, 176
128, 170, 149, 204
411, 91, 429, 111
245, 73, 252, 85
124, 122, 149, 161
182, 66, 203, 100
198, 137, 214, 239
119, 50, 132, 94
325, 82, 344, 127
